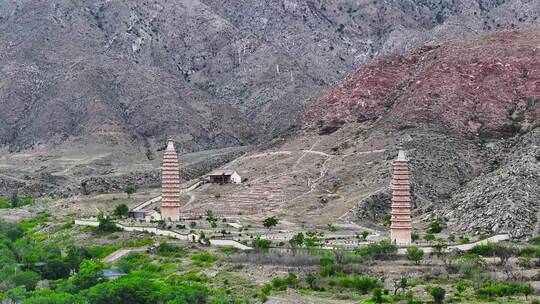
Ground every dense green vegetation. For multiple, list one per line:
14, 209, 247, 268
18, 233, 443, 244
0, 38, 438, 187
0, 193, 36, 209
2, 211, 540, 304
0, 216, 233, 304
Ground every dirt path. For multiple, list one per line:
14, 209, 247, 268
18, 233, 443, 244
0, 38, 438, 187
293, 139, 322, 169
342, 149, 386, 157
396, 234, 510, 254
103, 247, 149, 264
180, 192, 196, 211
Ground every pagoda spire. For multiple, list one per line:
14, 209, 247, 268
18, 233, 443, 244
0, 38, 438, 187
390, 149, 412, 246
161, 137, 181, 222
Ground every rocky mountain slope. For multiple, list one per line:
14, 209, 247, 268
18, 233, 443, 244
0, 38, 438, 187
1, 0, 540, 154
1, 1, 540, 238
298, 28, 540, 238
303, 29, 540, 137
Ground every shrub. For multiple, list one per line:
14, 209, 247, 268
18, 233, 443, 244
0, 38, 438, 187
289, 233, 305, 248
476, 282, 533, 298
95, 213, 119, 234
354, 276, 380, 294
470, 242, 496, 256
219, 246, 238, 255
428, 221, 442, 233
252, 236, 271, 251
191, 252, 217, 267
10, 192, 19, 208
271, 273, 299, 290
371, 288, 383, 303
327, 224, 337, 232
355, 240, 397, 260
306, 273, 317, 289
70, 260, 104, 291
305, 234, 319, 248
0, 266, 40, 291
530, 236, 540, 245
470, 243, 516, 265
117, 253, 151, 273
424, 233, 436, 242
459, 236, 470, 244
336, 23, 345, 34
319, 257, 342, 277
454, 280, 471, 294
360, 230, 369, 240
432, 241, 448, 256
457, 254, 485, 279
156, 242, 186, 257
286, 272, 299, 288
427, 286, 445, 304
383, 214, 391, 226
0, 198, 10, 209
113, 204, 129, 218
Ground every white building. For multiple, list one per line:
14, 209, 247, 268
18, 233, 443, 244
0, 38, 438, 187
206, 170, 242, 184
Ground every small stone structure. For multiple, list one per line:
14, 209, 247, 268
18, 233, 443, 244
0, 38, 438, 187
206, 169, 242, 184
161, 138, 181, 222
390, 150, 412, 246
103, 269, 127, 280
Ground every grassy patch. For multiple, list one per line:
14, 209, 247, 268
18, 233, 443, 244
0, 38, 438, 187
191, 252, 218, 267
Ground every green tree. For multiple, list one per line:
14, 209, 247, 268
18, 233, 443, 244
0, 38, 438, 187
432, 241, 448, 256
125, 186, 137, 198
96, 213, 118, 234
263, 216, 279, 230
523, 283, 533, 299
406, 246, 424, 265
360, 230, 369, 240
306, 274, 316, 289
71, 260, 104, 291
428, 286, 445, 304
113, 204, 129, 218
428, 220, 443, 233
252, 236, 271, 251
305, 235, 319, 248
424, 232, 436, 242
6, 226, 24, 241
205, 210, 217, 223
454, 281, 468, 294
22, 291, 83, 304
371, 288, 383, 303
383, 214, 391, 226
0, 266, 40, 291
42, 258, 71, 280
65, 245, 91, 272
10, 192, 20, 208
289, 233, 305, 248
356, 240, 398, 260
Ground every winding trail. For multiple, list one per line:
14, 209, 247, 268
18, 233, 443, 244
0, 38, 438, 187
293, 139, 322, 169
396, 234, 510, 255
103, 247, 149, 264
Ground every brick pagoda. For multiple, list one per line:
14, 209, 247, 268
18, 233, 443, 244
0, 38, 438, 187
390, 150, 412, 246
161, 138, 181, 222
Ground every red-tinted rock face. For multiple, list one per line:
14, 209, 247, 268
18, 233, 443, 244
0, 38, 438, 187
302, 29, 540, 136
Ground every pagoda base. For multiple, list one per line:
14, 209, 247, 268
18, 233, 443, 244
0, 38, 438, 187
391, 229, 412, 246
161, 206, 180, 222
